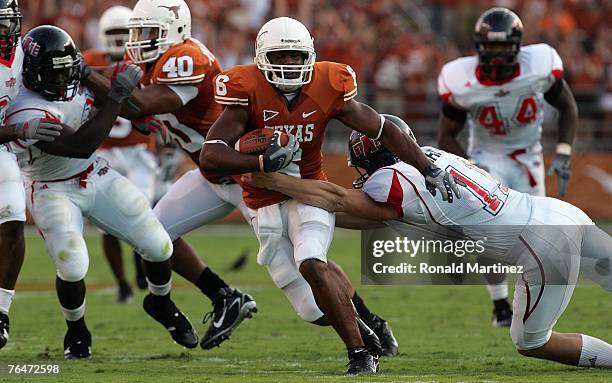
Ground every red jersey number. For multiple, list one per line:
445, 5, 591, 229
478, 95, 539, 136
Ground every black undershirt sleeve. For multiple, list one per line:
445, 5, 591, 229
442, 102, 467, 124
544, 78, 563, 104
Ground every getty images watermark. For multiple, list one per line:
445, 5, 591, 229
361, 224, 610, 287
361, 226, 526, 285
370, 236, 522, 275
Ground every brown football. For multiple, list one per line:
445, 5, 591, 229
235, 128, 289, 154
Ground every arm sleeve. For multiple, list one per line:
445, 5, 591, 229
167, 85, 199, 105
213, 69, 250, 107
362, 168, 405, 218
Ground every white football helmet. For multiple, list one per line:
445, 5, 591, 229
255, 17, 316, 92
99, 6, 132, 59
126, 0, 191, 64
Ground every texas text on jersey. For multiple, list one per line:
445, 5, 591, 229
82, 49, 154, 151
137, 38, 223, 171
215, 61, 358, 208
438, 43, 563, 152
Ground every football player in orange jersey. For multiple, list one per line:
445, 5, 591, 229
83, 0, 259, 349
83, 5, 157, 304
201, 17, 463, 375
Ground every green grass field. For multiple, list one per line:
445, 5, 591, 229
0, 225, 610, 382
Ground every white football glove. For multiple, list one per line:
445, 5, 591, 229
13, 118, 63, 142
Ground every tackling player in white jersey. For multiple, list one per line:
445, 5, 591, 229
436, 8, 579, 325
247, 115, 612, 370
0, 0, 63, 350
5, 26, 197, 359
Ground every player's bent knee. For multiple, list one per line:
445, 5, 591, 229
511, 326, 550, 351
0, 220, 24, 238
298, 258, 327, 287
54, 235, 89, 282
135, 227, 173, 263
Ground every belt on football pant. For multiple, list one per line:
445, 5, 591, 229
37, 163, 96, 189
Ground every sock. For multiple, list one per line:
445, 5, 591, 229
493, 298, 510, 311
579, 334, 612, 368
487, 283, 508, 301
197, 267, 228, 301
0, 288, 15, 315
147, 278, 171, 296
352, 292, 378, 325
61, 301, 85, 322
66, 317, 88, 333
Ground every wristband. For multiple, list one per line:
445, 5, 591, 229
555, 143, 571, 156
372, 114, 385, 140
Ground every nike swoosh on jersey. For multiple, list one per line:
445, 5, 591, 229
302, 110, 317, 118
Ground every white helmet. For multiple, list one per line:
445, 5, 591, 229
126, 0, 191, 64
99, 6, 132, 59
255, 17, 316, 92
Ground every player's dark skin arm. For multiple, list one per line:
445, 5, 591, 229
85, 70, 184, 118
246, 172, 399, 221
34, 99, 122, 158
200, 105, 261, 174
336, 100, 432, 171
0, 126, 18, 144
437, 102, 469, 158
546, 79, 578, 145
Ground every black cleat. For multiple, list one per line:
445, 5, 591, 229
346, 347, 379, 375
356, 316, 382, 358
64, 327, 91, 359
0, 313, 9, 349
371, 318, 399, 357
492, 299, 513, 327
200, 287, 257, 350
117, 282, 134, 304
143, 294, 198, 348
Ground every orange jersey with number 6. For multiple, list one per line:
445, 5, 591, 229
82, 49, 154, 151
214, 61, 358, 208
138, 38, 224, 166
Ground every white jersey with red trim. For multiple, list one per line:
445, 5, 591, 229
438, 44, 563, 152
5, 86, 96, 180
0, 44, 23, 126
362, 146, 532, 227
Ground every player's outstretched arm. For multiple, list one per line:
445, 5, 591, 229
335, 99, 464, 202
545, 79, 578, 196
336, 100, 431, 171
335, 213, 386, 230
246, 172, 399, 221
36, 64, 142, 158
84, 70, 184, 119
437, 103, 469, 158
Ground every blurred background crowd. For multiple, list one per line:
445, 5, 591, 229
19, 0, 611, 152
